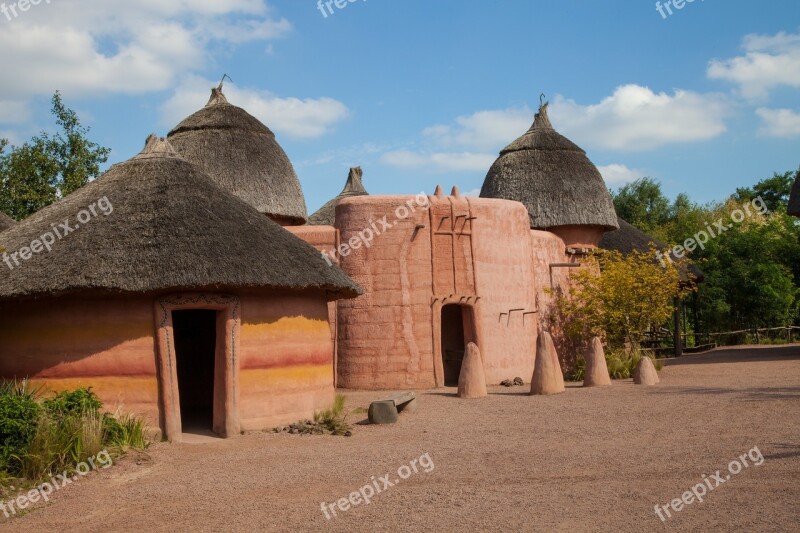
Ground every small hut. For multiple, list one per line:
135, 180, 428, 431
480, 102, 618, 246
0, 136, 360, 441
0, 211, 15, 232
308, 167, 369, 226
790, 173, 800, 217
168, 85, 308, 226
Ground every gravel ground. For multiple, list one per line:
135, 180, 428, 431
4, 345, 799, 532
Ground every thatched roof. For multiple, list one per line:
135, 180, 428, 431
0, 211, 15, 232
167, 86, 308, 225
0, 136, 361, 301
308, 167, 369, 226
789, 172, 800, 217
480, 103, 618, 231
600, 216, 704, 282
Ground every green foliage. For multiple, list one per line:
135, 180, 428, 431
610, 169, 800, 337
555, 248, 693, 347
566, 356, 586, 382
43, 387, 102, 419
313, 395, 352, 436
612, 177, 671, 234
20, 411, 104, 480
103, 413, 149, 451
0, 384, 149, 482
734, 169, 798, 213
0, 91, 111, 220
0, 383, 42, 473
604, 348, 663, 380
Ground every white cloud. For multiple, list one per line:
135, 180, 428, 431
386, 84, 729, 175
381, 150, 496, 173
707, 30, 800, 99
160, 77, 349, 139
756, 108, 800, 138
551, 85, 729, 151
0, 1, 291, 100
596, 164, 643, 186
422, 108, 532, 150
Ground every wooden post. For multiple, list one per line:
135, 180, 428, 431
673, 298, 683, 357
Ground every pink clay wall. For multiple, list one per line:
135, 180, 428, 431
335, 193, 538, 389
286, 225, 340, 384
238, 293, 335, 430
0, 297, 161, 423
0, 291, 335, 434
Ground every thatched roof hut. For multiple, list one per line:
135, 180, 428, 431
480, 103, 618, 231
789, 173, 800, 217
0, 135, 360, 301
0, 211, 15, 232
167, 86, 308, 225
308, 167, 369, 226
600, 216, 704, 282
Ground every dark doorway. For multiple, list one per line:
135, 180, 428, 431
441, 305, 467, 386
172, 310, 217, 432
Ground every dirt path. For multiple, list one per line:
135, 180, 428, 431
5, 345, 800, 532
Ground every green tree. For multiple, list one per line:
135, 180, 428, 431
611, 177, 671, 234
555, 248, 693, 347
0, 92, 110, 220
734, 168, 799, 212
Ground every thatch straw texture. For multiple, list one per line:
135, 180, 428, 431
0, 211, 15, 232
168, 88, 308, 225
0, 136, 361, 301
600, 216, 704, 282
308, 167, 369, 226
480, 104, 618, 231
789, 173, 800, 217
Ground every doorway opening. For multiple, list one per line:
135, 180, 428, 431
172, 310, 218, 433
441, 304, 470, 386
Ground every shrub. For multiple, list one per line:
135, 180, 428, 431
103, 412, 149, 450
0, 382, 42, 473
605, 347, 663, 379
313, 395, 351, 436
43, 387, 102, 419
0, 384, 150, 481
566, 356, 586, 382
20, 410, 104, 480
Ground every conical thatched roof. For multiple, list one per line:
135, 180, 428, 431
480, 103, 618, 231
0, 211, 15, 232
0, 135, 361, 301
308, 167, 369, 226
600, 216, 703, 282
167, 86, 308, 225
789, 173, 800, 217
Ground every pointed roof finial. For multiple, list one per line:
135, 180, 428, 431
135, 134, 181, 160
434, 184, 444, 197
451, 185, 461, 198
533, 93, 553, 130
207, 74, 232, 107
341, 167, 366, 195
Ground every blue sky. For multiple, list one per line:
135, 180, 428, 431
0, 0, 798, 214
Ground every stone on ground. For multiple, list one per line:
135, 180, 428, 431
583, 337, 612, 387
458, 342, 488, 399
530, 331, 565, 395
634, 356, 660, 385
545, 333, 566, 391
